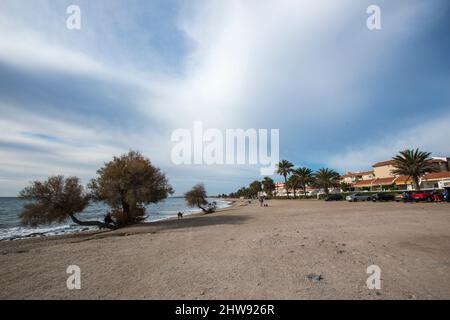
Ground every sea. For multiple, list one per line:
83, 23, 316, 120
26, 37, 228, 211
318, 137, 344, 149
0, 197, 231, 241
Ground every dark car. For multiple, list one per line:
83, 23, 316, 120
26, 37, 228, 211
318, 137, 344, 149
324, 194, 343, 201
371, 193, 395, 202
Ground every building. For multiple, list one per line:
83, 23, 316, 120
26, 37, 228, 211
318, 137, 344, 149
421, 171, 450, 189
350, 156, 450, 191
273, 182, 329, 197
274, 182, 287, 197
429, 157, 450, 172
275, 155, 450, 195
372, 160, 397, 178
341, 171, 374, 185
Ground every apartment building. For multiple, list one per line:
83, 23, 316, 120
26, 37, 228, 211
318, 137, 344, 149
348, 156, 450, 191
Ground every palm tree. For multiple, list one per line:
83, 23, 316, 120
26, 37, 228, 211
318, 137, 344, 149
262, 177, 275, 197
287, 175, 300, 199
293, 167, 314, 199
314, 168, 340, 195
249, 180, 262, 198
277, 160, 294, 198
392, 149, 437, 190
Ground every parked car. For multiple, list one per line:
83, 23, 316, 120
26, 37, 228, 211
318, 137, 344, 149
411, 192, 434, 202
371, 193, 395, 202
399, 191, 413, 202
324, 194, 343, 201
346, 193, 372, 202
395, 194, 403, 202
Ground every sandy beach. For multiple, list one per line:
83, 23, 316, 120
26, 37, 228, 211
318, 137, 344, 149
0, 199, 449, 299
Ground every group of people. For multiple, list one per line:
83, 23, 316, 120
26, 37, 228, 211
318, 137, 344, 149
259, 196, 269, 207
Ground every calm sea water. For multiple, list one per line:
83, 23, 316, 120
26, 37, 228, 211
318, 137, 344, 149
0, 197, 231, 240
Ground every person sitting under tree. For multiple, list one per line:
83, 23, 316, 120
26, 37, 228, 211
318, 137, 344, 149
104, 212, 115, 225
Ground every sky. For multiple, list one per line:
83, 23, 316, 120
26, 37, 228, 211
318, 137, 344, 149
0, 0, 449, 196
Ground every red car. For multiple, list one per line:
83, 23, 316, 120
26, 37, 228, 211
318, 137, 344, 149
411, 192, 436, 202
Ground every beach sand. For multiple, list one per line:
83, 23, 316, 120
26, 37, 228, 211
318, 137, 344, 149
0, 199, 449, 299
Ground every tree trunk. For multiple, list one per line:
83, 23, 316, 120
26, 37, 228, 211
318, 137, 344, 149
414, 176, 421, 191
69, 214, 115, 229
284, 175, 289, 199
197, 201, 209, 214
121, 199, 132, 225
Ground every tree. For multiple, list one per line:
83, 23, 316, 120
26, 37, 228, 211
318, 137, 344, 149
89, 150, 173, 226
185, 183, 216, 213
277, 160, 294, 198
314, 168, 340, 195
392, 149, 437, 190
262, 177, 275, 197
287, 174, 301, 199
239, 187, 251, 198
19, 176, 113, 229
249, 180, 262, 198
340, 181, 351, 192
293, 167, 314, 198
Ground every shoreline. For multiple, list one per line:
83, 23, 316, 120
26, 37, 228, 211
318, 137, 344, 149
0, 199, 239, 243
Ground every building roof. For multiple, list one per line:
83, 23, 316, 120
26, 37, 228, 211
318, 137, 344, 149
372, 177, 396, 185
395, 175, 413, 184
341, 170, 373, 179
422, 171, 450, 181
353, 177, 396, 187
372, 158, 447, 168
372, 160, 396, 168
431, 156, 450, 162
353, 172, 450, 185
353, 179, 375, 187
341, 172, 361, 178
429, 159, 445, 163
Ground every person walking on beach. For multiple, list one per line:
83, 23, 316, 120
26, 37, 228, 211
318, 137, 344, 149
259, 196, 264, 207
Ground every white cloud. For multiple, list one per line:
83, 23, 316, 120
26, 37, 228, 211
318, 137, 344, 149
327, 110, 450, 171
142, 0, 439, 130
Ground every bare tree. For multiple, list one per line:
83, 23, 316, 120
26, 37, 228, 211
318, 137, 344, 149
89, 150, 173, 226
20, 176, 113, 229
185, 183, 216, 213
